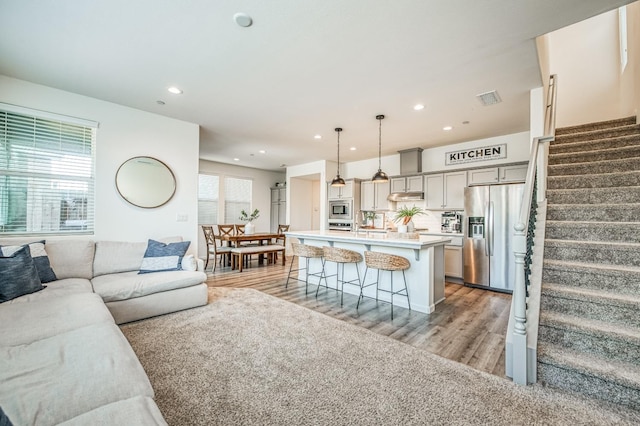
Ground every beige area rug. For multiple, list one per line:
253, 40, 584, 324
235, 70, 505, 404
120, 288, 640, 425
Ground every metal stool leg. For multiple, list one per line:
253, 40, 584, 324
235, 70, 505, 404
390, 271, 394, 320
403, 270, 411, 311
286, 255, 297, 288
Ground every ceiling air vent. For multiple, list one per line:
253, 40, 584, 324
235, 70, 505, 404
476, 90, 502, 106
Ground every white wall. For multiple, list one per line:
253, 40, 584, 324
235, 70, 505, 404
197, 160, 284, 256
0, 75, 201, 251
546, 8, 638, 127
287, 161, 331, 230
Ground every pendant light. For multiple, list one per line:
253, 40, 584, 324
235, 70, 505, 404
371, 114, 389, 183
330, 127, 346, 187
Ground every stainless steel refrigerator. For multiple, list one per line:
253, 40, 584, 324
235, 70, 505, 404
463, 183, 524, 293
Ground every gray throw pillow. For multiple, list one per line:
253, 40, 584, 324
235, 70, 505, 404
0, 246, 44, 303
138, 239, 190, 274
0, 406, 13, 426
0, 241, 57, 283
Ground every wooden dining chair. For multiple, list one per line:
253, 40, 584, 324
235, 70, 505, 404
202, 225, 233, 272
273, 224, 290, 261
217, 224, 235, 237
235, 224, 245, 235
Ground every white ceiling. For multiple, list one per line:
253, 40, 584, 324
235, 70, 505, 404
0, 0, 633, 171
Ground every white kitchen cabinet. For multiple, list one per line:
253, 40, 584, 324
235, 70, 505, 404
361, 180, 390, 211
499, 164, 528, 183
444, 246, 463, 278
270, 187, 287, 232
390, 175, 423, 193
328, 180, 353, 199
467, 164, 528, 185
424, 172, 466, 210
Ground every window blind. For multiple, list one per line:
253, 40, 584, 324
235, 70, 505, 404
224, 177, 252, 223
198, 174, 219, 225
0, 107, 96, 235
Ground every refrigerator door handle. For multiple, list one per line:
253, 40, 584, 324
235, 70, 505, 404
488, 201, 494, 256
484, 201, 490, 256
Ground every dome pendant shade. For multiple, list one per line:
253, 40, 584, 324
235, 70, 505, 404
372, 114, 389, 183
372, 169, 388, 182
331, 127, 346, 187
331, 175, 346, 186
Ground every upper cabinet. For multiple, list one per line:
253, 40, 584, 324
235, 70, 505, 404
467, 164, 528, 186
425, 171, 467, 210
390, 175, 423, 193
361, 180, 390, 211
327, 180, 354, 199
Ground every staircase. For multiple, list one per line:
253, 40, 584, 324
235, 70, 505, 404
537, 116, 640, 410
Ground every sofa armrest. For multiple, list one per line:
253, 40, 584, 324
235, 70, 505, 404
196, 257, 205, 272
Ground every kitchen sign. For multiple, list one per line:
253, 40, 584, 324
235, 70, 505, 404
445, 144, 507, 165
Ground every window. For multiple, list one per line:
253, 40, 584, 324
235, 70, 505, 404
0, 104, 96, 236
198, 174, 219, 225
224, 177, 252, 223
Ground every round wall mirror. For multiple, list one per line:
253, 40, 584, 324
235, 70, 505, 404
116, 156, 176, 208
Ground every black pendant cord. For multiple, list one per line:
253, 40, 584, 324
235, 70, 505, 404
377, 116, 382, 172
336, 128, 341, 176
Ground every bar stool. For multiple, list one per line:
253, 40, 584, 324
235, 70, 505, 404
320, 246, 362, 306
363, 251, 411, 319
286, 243, 325, 294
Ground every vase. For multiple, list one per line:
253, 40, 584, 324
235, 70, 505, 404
397, 224, 408, 233
245, 222, 255, 235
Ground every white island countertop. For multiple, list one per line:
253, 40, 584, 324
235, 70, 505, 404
285, 230, 451, 251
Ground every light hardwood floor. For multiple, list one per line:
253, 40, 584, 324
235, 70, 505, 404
206, 256, 512, 378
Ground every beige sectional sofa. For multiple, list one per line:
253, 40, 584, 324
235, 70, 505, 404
0, 237, 208, 425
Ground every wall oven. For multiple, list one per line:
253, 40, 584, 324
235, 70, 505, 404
329, 200, 352, 220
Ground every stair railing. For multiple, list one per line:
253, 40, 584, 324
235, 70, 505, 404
509, 74, 557, 385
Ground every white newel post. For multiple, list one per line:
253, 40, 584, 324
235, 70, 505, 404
512, 222, 528, 385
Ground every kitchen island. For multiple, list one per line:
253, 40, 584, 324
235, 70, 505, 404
285, 230, 451, 313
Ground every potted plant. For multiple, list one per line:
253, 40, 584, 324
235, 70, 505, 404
394, 205, 424, 232
239, 208, 260, 234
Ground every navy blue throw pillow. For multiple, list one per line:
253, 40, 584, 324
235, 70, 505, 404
138, 239, 190, 274
0, 246, 44, 303
0, 241, 57, 283
0, 406, 13, 426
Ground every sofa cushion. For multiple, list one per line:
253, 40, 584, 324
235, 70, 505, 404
0, 241, 57, 283
45, 240, 95, 280
58, 396, 166, 426
0, 292, 113, 346
0, 246, 44, 303
0, 322, 154, 426
93, 240, 147, 277
4, 278, 93, 304
139, 239, 190, 274
92, 270, 207, 303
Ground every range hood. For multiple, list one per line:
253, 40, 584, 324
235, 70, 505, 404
387, 192, 424, 202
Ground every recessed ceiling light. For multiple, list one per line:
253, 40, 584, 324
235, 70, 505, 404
259, 150, 266, 154
233, 13, 253, 27
443, 126, 453, 131
413, 104, 425, 111
350, 147, 356, 151
314, 134, 322, 140
168, 87, 183, 95
233, 158, 240, 161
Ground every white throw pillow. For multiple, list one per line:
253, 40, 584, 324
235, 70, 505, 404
181, 254, 198, 271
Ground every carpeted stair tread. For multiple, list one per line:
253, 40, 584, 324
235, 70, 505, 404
550, 134, 640, 154
542, 282, 640, 309
542, 259, 640, 295
546, 186, 640, 204
546, 203, 640, 222
555, 116, 636, 135
539, 311, 640, 352
537, 343, 640, 392
544, 239, 640, 267
545, 221, 640, 243
547, 170, 640, 189
549, 144, 640, 165
541, 283, 640, 327
553, 124, 640, 144
548, 157, 640, 176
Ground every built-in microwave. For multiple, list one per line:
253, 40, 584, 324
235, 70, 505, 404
329, 200, 352, 220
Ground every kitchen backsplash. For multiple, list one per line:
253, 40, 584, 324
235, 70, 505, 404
371, 201, 463, 233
